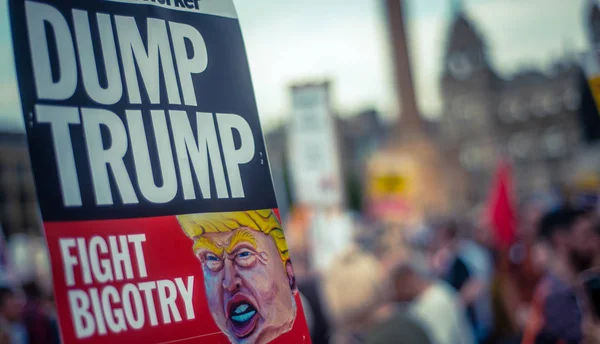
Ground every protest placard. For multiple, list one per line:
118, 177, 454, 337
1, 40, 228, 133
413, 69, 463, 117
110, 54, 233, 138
9, 1, 310, 342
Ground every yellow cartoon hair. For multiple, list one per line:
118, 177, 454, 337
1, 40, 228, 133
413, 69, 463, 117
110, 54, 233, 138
177, 209, 290, 266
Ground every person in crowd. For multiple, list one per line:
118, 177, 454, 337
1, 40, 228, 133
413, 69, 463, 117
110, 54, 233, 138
297, 279, 332, 344
393, 257, 475, 344
22, 282, 59, 344
522, 208, 597, 344
460, 223, 495, 344
321, 244, 388, 343
580, 267, 600, 344
433, 221, 477, 335
366, 241, 433, 344
0, 287, 27, 344
582, 316, 600, 344
46, 297, 60, 344
509, 204, 547, 327
366, 307, 432, 344
489, 203, 547, 343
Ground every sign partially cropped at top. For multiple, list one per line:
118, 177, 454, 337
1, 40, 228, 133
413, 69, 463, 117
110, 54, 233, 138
9, 0, 310, 343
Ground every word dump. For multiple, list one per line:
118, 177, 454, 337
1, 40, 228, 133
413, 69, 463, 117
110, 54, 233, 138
60, 235, 195, 338
25, 1, 256, 208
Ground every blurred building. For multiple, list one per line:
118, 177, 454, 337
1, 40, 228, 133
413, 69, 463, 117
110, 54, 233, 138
337, 110, 388, 174
337, 109, 390, 210
438, 3, 597, 207
0, 132, 40, 238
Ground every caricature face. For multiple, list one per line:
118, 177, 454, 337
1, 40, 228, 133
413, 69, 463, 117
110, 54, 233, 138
194, 228, 296, 344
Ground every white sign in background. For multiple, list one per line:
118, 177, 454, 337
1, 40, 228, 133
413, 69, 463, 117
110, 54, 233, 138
288, 84, 343, 208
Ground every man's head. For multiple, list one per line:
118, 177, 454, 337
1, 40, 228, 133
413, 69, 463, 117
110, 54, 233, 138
391, 257, 430, 303
178, 210, 296, 344
0, 287, 24, 322
539, 207, 596, 273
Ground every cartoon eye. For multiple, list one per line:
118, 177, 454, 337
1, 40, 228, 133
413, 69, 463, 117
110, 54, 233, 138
234, 249, 257, 268
238, 251, 252, 258
202, 253, 224, 272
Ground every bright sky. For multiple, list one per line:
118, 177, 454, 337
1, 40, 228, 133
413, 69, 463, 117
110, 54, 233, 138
0, 0, 592, 132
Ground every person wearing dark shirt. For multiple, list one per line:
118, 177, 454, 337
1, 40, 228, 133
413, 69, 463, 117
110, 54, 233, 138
0, 287, 27, 344
297, 278, 332, 344
22, 282, 59, 344
523, 208, 597, 344
437, 222, 477, 335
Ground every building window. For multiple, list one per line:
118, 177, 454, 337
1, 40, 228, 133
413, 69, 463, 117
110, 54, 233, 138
509, 132, 534, 160
460, 145, 488, 170
543, 128, 566, 158
542, 92, 561, 115
509, 98, 526, 121
530, 94, 547, 117
499, 97, 528, 123
564, 86, 581, 111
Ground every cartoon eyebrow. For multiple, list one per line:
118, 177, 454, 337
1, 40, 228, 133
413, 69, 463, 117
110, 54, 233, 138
225, 228, 257, 254
193, 236, 224, 256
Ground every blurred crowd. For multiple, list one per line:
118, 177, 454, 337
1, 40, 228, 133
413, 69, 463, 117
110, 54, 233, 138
0, 234, 59, 344
0, 193, 599, 344
291, 200, 600, 344
0, 282, 59, 344
0, 199, 599, 344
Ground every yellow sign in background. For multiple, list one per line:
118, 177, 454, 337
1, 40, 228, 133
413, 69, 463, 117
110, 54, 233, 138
584, 51, 600, 115
589, 75, 600, 114
369, 174, 409, 198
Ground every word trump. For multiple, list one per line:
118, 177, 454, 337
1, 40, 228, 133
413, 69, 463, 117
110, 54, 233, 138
24, 2, 257, 208
38, 106, 255, 207
60, 235, 195, 338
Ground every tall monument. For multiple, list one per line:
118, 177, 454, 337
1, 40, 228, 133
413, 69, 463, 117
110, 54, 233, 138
366, 0, 455, 226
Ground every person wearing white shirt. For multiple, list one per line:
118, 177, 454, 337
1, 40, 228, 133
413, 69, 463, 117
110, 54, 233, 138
392, 259, 475, 344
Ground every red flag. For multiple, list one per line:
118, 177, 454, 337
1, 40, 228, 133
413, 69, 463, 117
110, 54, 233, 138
487, 159, 517, 249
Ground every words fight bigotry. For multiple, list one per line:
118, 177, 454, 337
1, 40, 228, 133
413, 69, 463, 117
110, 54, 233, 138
61, 234, 195, 337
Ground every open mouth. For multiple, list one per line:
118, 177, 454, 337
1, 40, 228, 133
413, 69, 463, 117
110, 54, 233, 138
226, 296, 259, 338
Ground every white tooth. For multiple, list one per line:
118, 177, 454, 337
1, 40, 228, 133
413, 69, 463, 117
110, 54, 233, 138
235, 304, 249, 314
